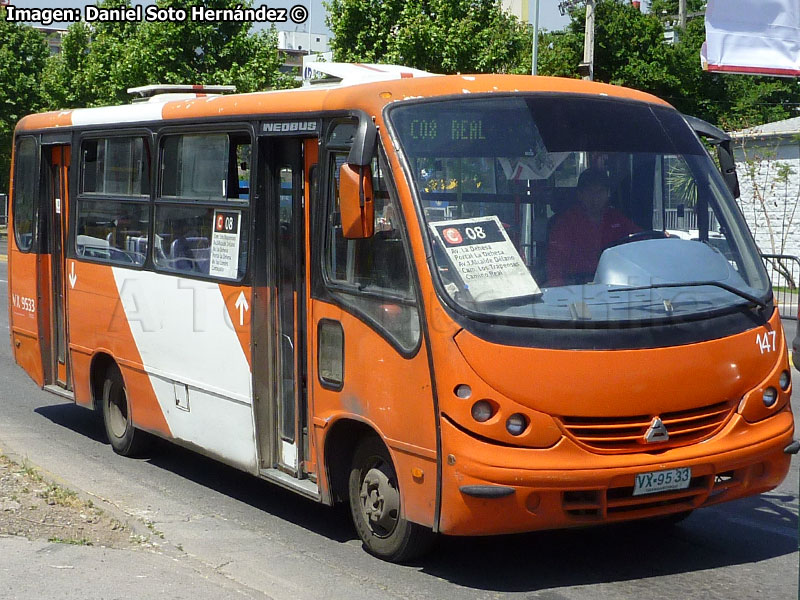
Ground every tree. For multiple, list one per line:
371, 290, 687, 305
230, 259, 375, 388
538, 0, 678, 95
648, 0, 705, 19
0, 7, 49, 193
324, 0, 530, 74
43, 0, 295, 110
537, 0, 800, 130
40, 21, 94, 110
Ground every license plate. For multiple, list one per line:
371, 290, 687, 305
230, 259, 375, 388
633, 467, 692, 496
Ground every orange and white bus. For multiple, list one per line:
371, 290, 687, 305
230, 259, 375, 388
8, 64, 796, 561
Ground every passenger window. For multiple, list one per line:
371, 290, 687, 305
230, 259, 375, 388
154, 131, 251, 279
324, 149, 420, 352
13, 137, 36, 252
81, 137, 149, 197
153, 205, 249, 279
160, 133, 250, 201
75, 200, 149, 266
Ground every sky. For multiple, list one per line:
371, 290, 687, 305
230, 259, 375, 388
5, 0, 571, 36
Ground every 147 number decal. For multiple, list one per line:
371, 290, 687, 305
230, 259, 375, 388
756, 330, 776, 354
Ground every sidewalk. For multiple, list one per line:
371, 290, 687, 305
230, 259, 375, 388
1, 536, 271, 600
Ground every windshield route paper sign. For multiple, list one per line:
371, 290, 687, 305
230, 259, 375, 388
430, 216, 541, 302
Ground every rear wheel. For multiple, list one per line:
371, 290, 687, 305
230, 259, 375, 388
348, 437, 435, 562
102, 364, 151, 457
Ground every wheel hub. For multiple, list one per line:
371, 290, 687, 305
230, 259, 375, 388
359, 464, 399, 537
107, 388, 128, 439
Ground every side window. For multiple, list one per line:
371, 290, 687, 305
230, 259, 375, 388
76, 135, 151, 266
13, 137, 37, 252
160, 133, 250, 201
323, 125, 420, 352
154, 132, 250, 279
81, 137, 149, 196
76, 200, 149, 266
326, 153, 412, 296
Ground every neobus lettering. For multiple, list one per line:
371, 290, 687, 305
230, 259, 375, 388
263, 121, 317, 133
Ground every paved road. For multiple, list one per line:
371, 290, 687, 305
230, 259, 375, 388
0, 257, 797, 600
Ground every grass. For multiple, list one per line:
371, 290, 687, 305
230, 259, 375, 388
48, 536, 93, 546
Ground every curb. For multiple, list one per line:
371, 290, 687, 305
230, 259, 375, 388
0, 436, 168, 553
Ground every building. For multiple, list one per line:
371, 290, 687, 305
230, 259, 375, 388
277, 30, 329, 54
731, 117, 800, 259
36, 26, 68, 55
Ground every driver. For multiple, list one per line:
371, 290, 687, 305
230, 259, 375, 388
546, 168, 640, 286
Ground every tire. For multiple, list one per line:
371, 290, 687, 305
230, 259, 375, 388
101, 364, 151, 457
348, 437, 435, 562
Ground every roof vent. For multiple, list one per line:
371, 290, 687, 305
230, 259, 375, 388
127, 84, 236, 102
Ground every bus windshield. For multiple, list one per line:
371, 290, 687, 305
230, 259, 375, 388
389, 95, 770, 324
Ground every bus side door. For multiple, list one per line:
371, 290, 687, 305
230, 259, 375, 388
44, 144, 72, 389
9, 135, 45, 386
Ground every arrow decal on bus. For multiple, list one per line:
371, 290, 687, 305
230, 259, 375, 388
235, 291, 249, 326
68, 262, 77, 288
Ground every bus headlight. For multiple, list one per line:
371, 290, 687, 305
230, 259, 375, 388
506, 413, 528, 436
779, 370, 791, 391
763, 387, 778, 408
471, 400, 494, 422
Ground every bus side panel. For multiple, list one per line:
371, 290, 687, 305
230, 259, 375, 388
9, 251, 45, 387
310, 300, 438, 527
105, 268, 257, 472
67, 261, 171, 434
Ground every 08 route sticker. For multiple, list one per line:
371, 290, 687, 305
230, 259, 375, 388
431, 216, 541, 302
210, 210, 241, 279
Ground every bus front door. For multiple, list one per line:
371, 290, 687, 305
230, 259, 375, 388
260, 137, 308, 477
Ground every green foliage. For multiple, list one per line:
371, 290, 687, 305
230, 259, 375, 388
2, 0, 296, 188
648, 0, 706, 19
324, 0, 530, 73
41, 0, 297, 108
0, 7, 49, 192
537, 0, 800, 130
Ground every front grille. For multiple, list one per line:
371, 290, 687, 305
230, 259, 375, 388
560, 400, 735, 453
562, 469, 745, 521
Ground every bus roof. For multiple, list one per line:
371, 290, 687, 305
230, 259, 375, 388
15, 68, 670, 133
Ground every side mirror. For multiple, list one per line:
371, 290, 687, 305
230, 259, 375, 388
683, 114, 740, 199
339, 163, 374, 239
716, 140, 740, 199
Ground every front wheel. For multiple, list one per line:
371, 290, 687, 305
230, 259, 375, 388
348, 437, 435, 562
102, 364, 152, 457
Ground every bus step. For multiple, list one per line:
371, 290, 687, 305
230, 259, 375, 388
260, 468, 321, 501
43, 384, 74, 401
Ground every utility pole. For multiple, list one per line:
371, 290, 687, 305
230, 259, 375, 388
582, 0, 595, 80
678, 0, 687, 28
531, 0, 540, 75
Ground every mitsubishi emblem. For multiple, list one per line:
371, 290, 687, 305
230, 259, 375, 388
644, 416, 670, 443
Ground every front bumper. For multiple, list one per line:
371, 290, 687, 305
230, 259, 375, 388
438, 408, 794, 536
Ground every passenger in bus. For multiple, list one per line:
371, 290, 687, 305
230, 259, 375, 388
545, 168, 639, 286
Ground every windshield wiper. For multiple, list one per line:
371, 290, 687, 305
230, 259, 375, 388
611, 281, 768, 312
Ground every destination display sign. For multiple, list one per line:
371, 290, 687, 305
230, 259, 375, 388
430, 216, 541, 302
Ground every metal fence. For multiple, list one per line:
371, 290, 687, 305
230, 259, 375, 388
662, 208, 718, 232
761, 253, 800, 319
0, 194, 6, 226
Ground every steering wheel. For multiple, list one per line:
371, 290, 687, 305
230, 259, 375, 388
605, 229, 670, 249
